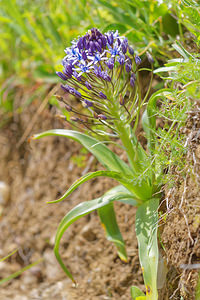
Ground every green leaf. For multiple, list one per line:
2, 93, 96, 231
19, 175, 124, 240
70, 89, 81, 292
195, 270, 200, 300
54, 185, 137, 282
135, 198, 159, 300
153, 66, 178, 74
32, 129, 133, 176
98, 202, 127, 262
131, 286, 146, 300
32, 130, 154, 199
172, 41, 195, 60
162, 13, 179, 37
48, 170, 143, 204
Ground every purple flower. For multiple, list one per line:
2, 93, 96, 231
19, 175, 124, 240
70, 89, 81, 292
61, 84, 71, 92
94, 65, 103, 78
128, 46, 134, 55
106, 58, 115, 70
77, 37, 84, 51
135, 55, 142, 65
117, 54, 125, 65
121, 38, 128, 54
146, 52, 154, 64
56, 71, 68, 81
64, 64, 73, 77
57, 28, 142, 119
108, 43, 120, 56
85, 81, 92, 90
65, 104, 72, 112
99, 92, 107, 99
106, 32, 114, 46
82, 51, 87, 60
84, 99, 93, 107
98, 114, 107, 120
73, 71, 82, 81
125, 63, 132, 73
61, 85, 82, 98
130, 73, 136, 87
74, 90, 82, 98
102, 71, 111, 82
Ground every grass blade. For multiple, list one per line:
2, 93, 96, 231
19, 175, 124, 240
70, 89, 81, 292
0, 258, 43, 285
0, 249, 18, 262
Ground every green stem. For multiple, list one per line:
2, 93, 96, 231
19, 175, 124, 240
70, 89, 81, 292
111, 101, 139, 174
133, 71, 142, 133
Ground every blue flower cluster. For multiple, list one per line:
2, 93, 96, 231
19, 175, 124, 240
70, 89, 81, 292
56, 28, 141, 122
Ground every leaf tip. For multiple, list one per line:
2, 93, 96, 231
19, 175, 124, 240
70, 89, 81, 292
118, 254, 128, 263
46, 200, 57, 204
27, 135, 34, 143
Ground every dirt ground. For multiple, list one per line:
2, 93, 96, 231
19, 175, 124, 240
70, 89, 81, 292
0, 90, 199, 300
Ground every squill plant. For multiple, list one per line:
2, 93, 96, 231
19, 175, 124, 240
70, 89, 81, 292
32, 28, 162, 300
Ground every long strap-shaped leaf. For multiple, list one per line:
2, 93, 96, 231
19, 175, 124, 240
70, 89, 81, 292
47, 170, 147, 204
32, 129, 133, 176
98, 202, 127, 262
54, 185, 137, 283
135, 198, 159, 300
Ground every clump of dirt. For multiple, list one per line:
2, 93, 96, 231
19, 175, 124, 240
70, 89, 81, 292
0, 93, 143, 300
160, 105, 200, 299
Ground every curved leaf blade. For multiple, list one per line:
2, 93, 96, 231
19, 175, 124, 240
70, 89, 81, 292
135, 198, 159, 300
48, 170, 142, 204
32, 129, 133, 176
98, 203, 127, 262
54, 185, 137, 282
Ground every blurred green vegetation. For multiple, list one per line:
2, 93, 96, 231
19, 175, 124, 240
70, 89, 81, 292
0, 0, 200, 118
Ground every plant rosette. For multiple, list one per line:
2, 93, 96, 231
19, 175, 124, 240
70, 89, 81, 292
32, 28, 161, 300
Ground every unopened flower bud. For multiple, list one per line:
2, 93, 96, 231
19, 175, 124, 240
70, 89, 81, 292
146, 52, 154, 64
99, 92, 107, 99
85, 81, 92, 90
128, 46, 134, 55
119, 94, 125, 105
121, 38, 128, 54
56, 71, 68, 81
71, 117, 84, 122
106, 58, 114, 70
130, 72, 136, 87
71, 117, 79, 122
82, 51, 87, 60
93, 112, 98, 119
74, 90, 82, 98
65, 105, 72, 112
98, 114, 107, 120
83, 99, 93, 107
135, 55, 142, 65
55, 95, 63, 101
125, 63, 132, 73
